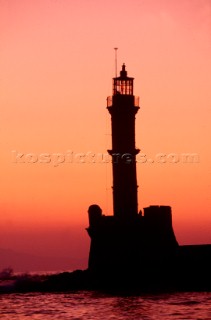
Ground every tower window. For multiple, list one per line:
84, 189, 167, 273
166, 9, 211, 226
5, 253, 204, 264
113, 79, 133, 95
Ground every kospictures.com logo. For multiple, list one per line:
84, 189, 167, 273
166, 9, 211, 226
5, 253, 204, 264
11, 150, 200, 167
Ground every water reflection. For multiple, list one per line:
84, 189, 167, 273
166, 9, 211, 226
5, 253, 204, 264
0, 292, 210, 320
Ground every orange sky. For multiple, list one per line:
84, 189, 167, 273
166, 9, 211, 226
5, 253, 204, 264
0, 0, 211, 270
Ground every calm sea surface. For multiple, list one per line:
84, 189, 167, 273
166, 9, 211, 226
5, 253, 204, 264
0, 291, 211, 320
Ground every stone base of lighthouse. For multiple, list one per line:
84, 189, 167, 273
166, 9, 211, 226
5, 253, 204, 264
86, 205, 178, 274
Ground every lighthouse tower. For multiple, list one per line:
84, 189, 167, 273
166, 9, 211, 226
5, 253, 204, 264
86, 63, 178, 274
107, 64, 140, 218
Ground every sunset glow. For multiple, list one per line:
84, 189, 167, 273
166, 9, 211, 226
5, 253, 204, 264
0, 0, 211, 270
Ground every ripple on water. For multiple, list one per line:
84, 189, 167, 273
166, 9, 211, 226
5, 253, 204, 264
0, 291, 210, 320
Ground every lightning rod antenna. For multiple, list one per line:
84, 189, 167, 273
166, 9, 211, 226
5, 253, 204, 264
114, 48, 118, 77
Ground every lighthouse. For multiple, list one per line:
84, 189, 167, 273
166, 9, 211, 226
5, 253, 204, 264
86, 63, 178, 274
107, 63, 140, 218
82, 60, 211, 293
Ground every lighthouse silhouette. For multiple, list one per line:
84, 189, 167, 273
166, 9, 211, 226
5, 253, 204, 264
87, 64, 178, 275
107, 63, 140, 218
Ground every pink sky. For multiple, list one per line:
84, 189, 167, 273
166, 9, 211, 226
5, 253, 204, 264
0, 0, 211, 271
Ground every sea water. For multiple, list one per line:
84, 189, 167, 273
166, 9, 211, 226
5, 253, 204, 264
0, 291, 210, 319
